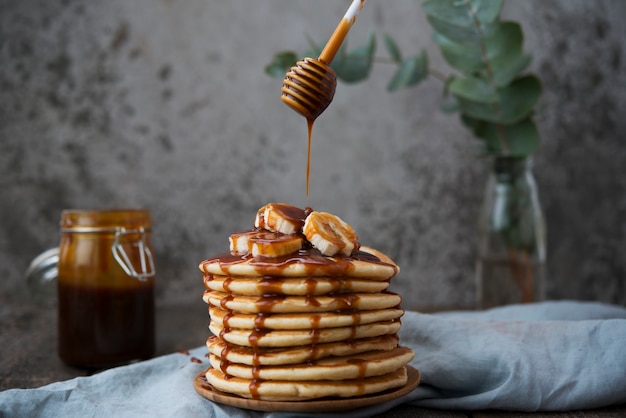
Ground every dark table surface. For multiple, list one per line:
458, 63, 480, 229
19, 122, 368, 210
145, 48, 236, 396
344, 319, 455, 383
1, 299, 624, 417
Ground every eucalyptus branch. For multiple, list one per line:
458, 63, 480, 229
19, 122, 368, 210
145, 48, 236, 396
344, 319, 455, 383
465, 1, 509, 154
265, 0, 542, 158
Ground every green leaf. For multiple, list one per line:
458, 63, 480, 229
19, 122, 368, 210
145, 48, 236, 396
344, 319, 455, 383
425, 14, 481, 47
434, 33, 483, 74
264, 51, 298, 78
383, 33, 403, 63
422, 0, 502, 27
473, 0, 504, 24
491, 52, 532, 87
387, 51, 429, 92
333, 32, 376, 83
423, 0, 502, 46
476, 117, 540, 157
456, 75, 542, 124
435, 21, 527, 80
484, 21, 531, 86
448, 75, 498, 103
422, 0, 474, 28
484, 21, 523, 59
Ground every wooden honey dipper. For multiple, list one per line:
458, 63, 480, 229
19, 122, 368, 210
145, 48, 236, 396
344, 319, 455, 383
281, 0, 367, 197
281, 0, 367, 121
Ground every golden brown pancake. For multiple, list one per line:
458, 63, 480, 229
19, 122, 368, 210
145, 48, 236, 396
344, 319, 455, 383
209, 306, 404, 330
209, 320, 401, 348
209, 347, 414, 381
197, 207, 414, 402
203, 290, 402, 314
205, 366, 409, 401
199, 246, 399, 280
203, 275, 389, 295
206, 334, 400, 366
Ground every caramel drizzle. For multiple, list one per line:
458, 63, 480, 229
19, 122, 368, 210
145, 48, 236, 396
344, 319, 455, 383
201, 248, 398, 278
203, 222, 401, 400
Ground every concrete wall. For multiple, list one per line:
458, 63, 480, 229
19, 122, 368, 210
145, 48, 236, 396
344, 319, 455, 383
1, 0, 624, 311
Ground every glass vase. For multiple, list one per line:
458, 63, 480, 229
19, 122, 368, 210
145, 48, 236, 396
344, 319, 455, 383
476, 156, 546, 309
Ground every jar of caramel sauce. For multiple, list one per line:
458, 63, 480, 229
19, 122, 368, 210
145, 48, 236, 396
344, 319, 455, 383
57, 209, 155, 368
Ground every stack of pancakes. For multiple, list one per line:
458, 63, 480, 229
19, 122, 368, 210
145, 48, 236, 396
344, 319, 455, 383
198, 204, 414, 401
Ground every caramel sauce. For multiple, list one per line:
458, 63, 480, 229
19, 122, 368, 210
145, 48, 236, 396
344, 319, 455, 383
201, 248, 397, 278
249, 379, 261, 399
202, 200, 407, 400
219, 357, 230, 375
250, 248, 349, 275
220, 343, 231, 361
250, 232, 299, 245
219, 294, 234, 310
222, 310, 234, 328
254, 312, 271, 329
305, 294, 321, 307
268, 203, 309, 229
309, 314, 321, 330
306, 119, 313, 196
257, 277, 284, 294
305, 277, 317, 295
248, 323, 271, 398
57, 210, 155, 369
202, 274, 213, 290
248, 328, 270, 349
347, 358, 368, 379
222, 277, 233, 293
219, 326, 230, 340
281, 59, 336, 196
255, 294, 287, 313
58, 282, 154, 368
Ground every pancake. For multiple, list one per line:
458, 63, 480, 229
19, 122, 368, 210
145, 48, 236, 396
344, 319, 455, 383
206, 334, 400, 366
209, 320, 401, 348
209, 306, 404, 330
203, 290, 402, 314
196, 205, 415, 403
209, 347, 414, 381
203, 274, 390, 295
199, 246, 398, 280
205, 366, 408, 401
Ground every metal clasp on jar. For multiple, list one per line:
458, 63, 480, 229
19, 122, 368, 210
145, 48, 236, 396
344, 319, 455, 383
112, 226, 155, 281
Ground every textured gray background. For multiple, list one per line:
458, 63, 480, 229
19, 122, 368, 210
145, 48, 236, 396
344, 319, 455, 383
1, 0, 625, 311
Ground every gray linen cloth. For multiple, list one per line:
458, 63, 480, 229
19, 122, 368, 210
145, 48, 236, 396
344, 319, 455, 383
1, 300, 625, 417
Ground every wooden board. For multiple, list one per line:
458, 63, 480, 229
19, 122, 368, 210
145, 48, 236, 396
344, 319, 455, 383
194, 366, 420, 412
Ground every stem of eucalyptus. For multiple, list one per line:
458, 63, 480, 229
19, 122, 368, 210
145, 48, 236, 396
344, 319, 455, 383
466, 3, 510, 155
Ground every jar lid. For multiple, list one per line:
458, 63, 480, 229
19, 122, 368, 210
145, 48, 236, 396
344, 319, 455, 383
61, 209, 152, 233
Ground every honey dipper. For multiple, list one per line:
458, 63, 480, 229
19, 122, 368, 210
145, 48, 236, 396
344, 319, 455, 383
281, 0, 367, 120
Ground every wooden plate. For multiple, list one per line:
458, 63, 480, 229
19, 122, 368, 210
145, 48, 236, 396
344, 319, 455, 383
193, 366, 420, 412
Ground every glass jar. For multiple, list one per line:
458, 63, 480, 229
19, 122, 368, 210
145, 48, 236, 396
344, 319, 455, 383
57, 209, 155, 368
476, 157, 546, 309
25, 247, 59, 307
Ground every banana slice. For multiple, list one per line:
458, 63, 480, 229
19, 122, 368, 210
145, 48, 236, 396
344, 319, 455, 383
250, 232, 303, 258
229, 230, 259, 255
229, 230, 303, 257
254, 203, 307, 235
303, 211, 359, 257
